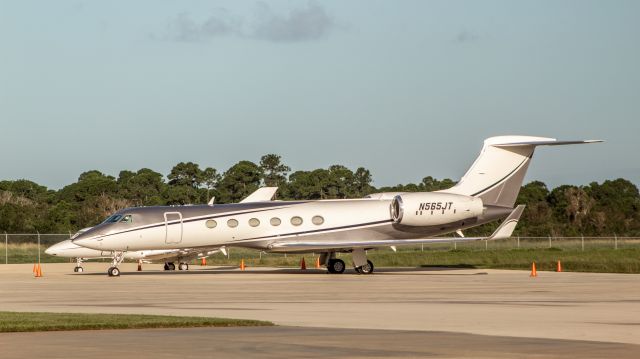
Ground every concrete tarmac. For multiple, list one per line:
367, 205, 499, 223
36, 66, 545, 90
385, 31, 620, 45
2, 326, 639, 359
1, 263, 639, 357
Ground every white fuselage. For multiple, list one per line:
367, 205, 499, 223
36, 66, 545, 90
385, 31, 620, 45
46, 239, 189, 262
72, 196, 499, 253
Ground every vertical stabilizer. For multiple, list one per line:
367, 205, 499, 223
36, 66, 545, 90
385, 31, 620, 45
441, 136, 601, 207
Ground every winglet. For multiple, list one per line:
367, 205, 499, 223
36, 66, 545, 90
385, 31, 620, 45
487, 205, 525, 240
239, 187, 278, 203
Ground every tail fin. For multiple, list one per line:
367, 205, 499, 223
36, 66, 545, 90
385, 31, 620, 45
441, 136, 602, 207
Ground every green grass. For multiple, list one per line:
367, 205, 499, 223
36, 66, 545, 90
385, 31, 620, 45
370, 248, 640, 273
0, 311, 273, 333
4, 242, 640, 273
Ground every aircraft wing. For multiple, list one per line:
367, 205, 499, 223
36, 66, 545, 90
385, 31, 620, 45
240, 187, 278, 203
140, 246, 226, 262
268, 205, 524, 252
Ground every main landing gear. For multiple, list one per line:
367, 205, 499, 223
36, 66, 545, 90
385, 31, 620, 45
163, 262, 189, 271
321, 251, 375, 275
327, 258, 346, 274
354, 260, 374, 274
107, 251, 125, 277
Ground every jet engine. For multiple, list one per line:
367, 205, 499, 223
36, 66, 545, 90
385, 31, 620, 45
390, 192, 484, 227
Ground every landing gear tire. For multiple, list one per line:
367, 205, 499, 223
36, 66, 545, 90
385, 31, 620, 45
327, 259, 346, 274
107, 267, 120, 277
164, 263, 169, 271
178, 263, 189, 271
355, 260, 374, 274
73, 266, 84, 273
168, 262, 176, 271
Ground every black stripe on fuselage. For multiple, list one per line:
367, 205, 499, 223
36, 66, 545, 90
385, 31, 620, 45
470, 155, 531, 197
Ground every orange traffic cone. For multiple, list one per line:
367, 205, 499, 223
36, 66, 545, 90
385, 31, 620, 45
315, 257, 321, 269
300, 257, 306, 270
137, 260, 142, 271
556, 260, 562, 272
530, 262, 537, 277
33, 263, 42, 278
201, 257, 207, 266
240, 259, 245, 271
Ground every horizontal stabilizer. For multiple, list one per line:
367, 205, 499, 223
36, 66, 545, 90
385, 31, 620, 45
494, 139, 602, 147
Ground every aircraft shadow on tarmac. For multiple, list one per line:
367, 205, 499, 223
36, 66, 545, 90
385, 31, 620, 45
76, 266, 488, 276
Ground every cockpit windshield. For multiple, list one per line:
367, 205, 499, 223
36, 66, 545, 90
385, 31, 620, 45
103, 214, 123, 223
102, 214, 133, 224
120, 215, 132, 223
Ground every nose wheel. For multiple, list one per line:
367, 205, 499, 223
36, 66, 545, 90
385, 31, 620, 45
178, 262, 189, 271
106, 251, 125, 277
107, 267, 120, 277
73, 266, 84, 273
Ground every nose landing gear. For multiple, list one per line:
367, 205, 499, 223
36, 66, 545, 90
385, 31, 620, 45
107, 251, 125, 277
73, 258, 84, 273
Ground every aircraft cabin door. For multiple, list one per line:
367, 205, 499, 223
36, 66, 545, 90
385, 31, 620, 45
164, 212, 183, 244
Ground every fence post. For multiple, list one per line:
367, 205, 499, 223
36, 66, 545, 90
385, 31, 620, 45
37, 231, 41, 265
581, 235, 584, 251
517, 236, 520, 249
548, 235, 552, 248
4, 232, 7, 265
614, 233, 618, 250
421, 243, 423, 252
454, 242, 457, 250
485, 240, 488, 251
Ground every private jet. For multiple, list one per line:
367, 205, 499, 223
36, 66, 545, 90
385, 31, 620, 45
72, 136, 601, 276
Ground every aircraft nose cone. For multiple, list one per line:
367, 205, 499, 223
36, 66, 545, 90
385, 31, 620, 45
44, 243, 61, 256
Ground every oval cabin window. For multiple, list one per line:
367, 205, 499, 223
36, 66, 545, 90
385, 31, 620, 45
249, 218, 260, 227
312, 215, 324, 225
270, 217, 281, 226
205, 220, 217, 229
290, 216, 303, 226
227, 219, 239, 228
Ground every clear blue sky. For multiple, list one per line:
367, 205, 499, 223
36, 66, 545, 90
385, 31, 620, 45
1, 0, 638, 189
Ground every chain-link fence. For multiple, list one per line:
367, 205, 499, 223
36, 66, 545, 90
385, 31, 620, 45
1, 233, 639, 265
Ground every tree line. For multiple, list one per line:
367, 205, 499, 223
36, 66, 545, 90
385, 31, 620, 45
0, 154, 638, 236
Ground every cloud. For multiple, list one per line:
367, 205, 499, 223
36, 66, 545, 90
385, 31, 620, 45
166, 11, 240, 42
454, 30, 479, 44
163, 2, 335, 43
250, 2, 334, 42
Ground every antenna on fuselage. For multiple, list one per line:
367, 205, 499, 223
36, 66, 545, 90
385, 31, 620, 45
208, 197, 215, 206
